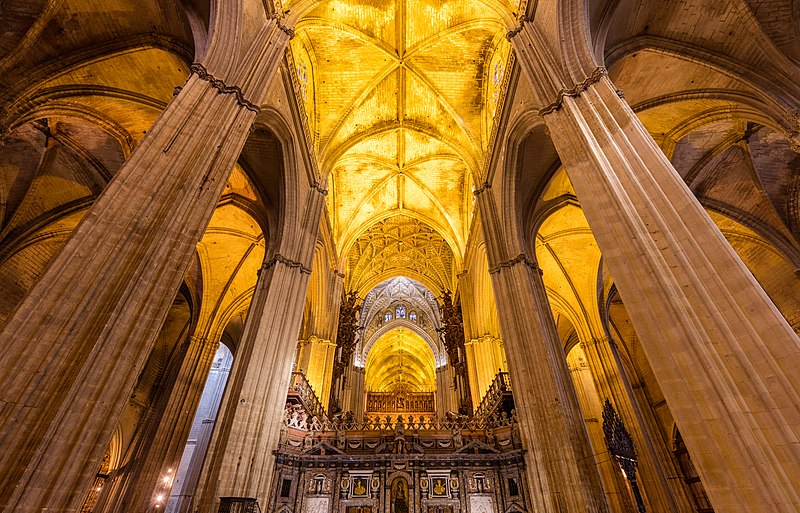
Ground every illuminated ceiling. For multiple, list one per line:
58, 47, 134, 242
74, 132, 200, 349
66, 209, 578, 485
287, 0, 515, 267
365, 327, 437, 392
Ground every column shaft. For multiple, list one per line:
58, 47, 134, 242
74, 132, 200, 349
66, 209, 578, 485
194, 192, 324, 511
567, 352, 635, 513
582, 336, 695, 513
0, 19, 290, 511
479, 191, 608, 513
95, 335, 220, 513
543, 74, 800, 512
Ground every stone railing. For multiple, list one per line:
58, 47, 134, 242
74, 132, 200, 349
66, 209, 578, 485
289, 372, 326, 418
284, 409, 518, 434
474, 371, 512, 419
366, 391, 435, 413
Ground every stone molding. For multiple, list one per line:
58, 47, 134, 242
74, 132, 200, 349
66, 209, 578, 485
189, 63, 261, 113
487, 253, 540, 275
538, 67, 608, 117
311, 181, 329, 196
261, 253, 312, 274
268, 12, 296, 39
472, 182, 491, 196
505, 15, 533, 41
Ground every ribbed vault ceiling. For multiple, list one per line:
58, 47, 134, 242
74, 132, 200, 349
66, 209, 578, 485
365, 327, 436, 392
288, 0, 515, 262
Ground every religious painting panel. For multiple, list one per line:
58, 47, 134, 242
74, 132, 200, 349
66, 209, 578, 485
468, 495, 495, 513
430, 476, 449, 498
305, 497, 330, 513
391, 477, 410, 513
351, 475, 370, 498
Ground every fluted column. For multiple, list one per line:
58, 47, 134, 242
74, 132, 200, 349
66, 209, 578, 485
0, 16, 292, 512
193, 188, 325, 512
477, 190, 608, 513
165, 345, 233, 513
94, 334, 221, 513
517, 47, 800, 509
581, 335, 695, 513
567, 349, 635, 513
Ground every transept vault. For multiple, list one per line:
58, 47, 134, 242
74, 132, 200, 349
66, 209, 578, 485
0, 1, 799, 513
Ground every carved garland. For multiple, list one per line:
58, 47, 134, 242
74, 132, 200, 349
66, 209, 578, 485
537, 67, 608, 117
487, 253, 539, 275
189, 63, 261, 113
261, 253, 312, 274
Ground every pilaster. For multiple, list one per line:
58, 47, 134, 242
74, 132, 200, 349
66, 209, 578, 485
567, 349, 636, 513
580, 336, 695, 513
94, 334, 221, 513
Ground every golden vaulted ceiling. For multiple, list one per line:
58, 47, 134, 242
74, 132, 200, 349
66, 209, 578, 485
365, 327, 436, 392
286, 0, 517, 279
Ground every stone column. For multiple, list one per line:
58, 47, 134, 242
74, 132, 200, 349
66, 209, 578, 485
477, 191, 609, 513
580, 335, 695, 513
0, 16, 293, 512
93, 333, 221, 513
463, 340, 482, 408
303, 336, 337, 406
193, 187, 325, 512
165, 345, 234, 513
567, 347, 636, 513
526, 59, 800, 510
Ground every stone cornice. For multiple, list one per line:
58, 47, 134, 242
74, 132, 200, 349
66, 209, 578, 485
261, 253, 312, 274
190, 63, 261, 113
488, 253, 540, 275
538, 67, 608, 117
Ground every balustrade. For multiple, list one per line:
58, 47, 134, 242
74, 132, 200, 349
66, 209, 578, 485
289, 372, 327, 418
474, 371, 512, 419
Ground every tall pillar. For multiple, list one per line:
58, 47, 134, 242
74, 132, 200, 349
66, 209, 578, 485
93, 333, 221, 513
580, 335, 695, 513
567, 348, 635, 513
303, 336, 337, 406
166, 345, 234, 513
477, 191, 609, 513
512, 26, 800, 507
0, 15, 293, 512
193, 187, 325, 512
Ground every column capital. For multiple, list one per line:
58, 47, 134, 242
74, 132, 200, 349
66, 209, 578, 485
472, 182, 491, 195
538, 67, 608, 117
505, 14, 533, 41
488, 253, 541, 275
267, 12, 296, 39
310, 181, 328, 196
260, 253, 312, 275
189, 63, 261, 113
